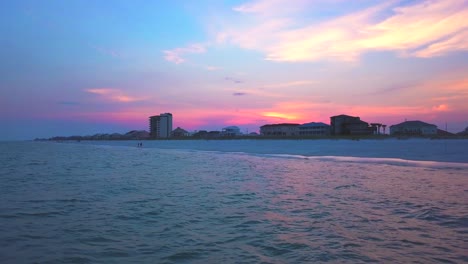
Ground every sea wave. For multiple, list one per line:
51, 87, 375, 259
264, 154, 468, 169
159, 148, 468, 169
1, 141, 467, 263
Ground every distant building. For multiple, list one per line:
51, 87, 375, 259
457, 127, 468, 136
110, 133, 122, 139
390, 121, 437, 136
298, 122, 330, 136
207, 131, 221, 138
260, 123, 299, 136
370, 123, 387, 135
437, 129, 455, 136
192, 130, 208, 138
330, 114, 373, 135
124, 130, 150, 139
149, 113, 173, 138
191, 130, 221, 139
222, 126, 242, 137
171, 127, 189, 137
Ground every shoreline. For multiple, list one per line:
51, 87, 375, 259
34, 135, 468, 142
20, 138, 468, 164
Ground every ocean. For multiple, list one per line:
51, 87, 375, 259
1, 139, 467, 263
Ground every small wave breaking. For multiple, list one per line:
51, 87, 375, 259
263, 154, 468, 169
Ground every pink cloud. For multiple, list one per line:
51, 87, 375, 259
233, 0, 310, 15
262, 80, 316, 89
218, 0, 468, 62
206, 65, 221, 71
67, 71, 468, 133
86, 88, 115, 95
85, 88, 148, 103
413, 30, 468, 58
163, 43, 208, 64
433, 104, 450, 111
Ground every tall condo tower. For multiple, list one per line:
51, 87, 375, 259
149, 113, 173, 138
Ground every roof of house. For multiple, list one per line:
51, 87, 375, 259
330, 114, 359, 119
437, 129, 455, 136
390, 120, 436, 128
298, 122, 330, 128
149, 113, 172, 118
223, 126, 240, 130
172, 127, 188, 133
457, 127, 468, 135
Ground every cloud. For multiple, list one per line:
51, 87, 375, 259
368, 82, 418, 95
219, 0, 468, 62
206, 66, 221, 71
412, 30, 468, 58
163, 43, 207, 64
233, 0, 279, 13
262, 80, 316, 88
433, 104, 450, 111
85, 88, 147, 103
86, 88, 114, 95
233, 92, 247, 96
233, 0, 310, 15
261, 111, 299, 120
360, 0, 468, 57
225, 77, 243, 84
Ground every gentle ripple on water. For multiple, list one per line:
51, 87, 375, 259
0, 141, 467, 263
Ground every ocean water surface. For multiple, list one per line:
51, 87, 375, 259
1, 140, 467, 263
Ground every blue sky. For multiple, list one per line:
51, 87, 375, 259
1, 0, 467, 139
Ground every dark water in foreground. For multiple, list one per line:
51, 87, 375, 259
1, 141, 467, 263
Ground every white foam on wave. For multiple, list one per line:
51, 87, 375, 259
262, 154, 468, 169
155, 147, 468, 169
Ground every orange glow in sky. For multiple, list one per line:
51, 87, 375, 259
1, 0, 467, 139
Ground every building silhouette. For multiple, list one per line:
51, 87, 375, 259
149, 113, 173, 138
260, 123, 300, 136
171, 127, 189, 137
330, 114, 373, 135
221, 126, 242, 137
390, 120, 437, 136
298, 122, 330, 136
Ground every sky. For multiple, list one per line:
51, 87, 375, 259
1, 0, 467, 139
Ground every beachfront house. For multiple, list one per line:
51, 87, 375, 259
171, 127, 189, 137
330, 114, 374, 135
458, 127, 468, 136
221, 126, 242, 137
260, 123, 299, 136
390, 121, 437, 136
298, 122, 331, 136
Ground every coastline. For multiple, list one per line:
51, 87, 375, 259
22, 138, 468, 164
35, 134, 468, 142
